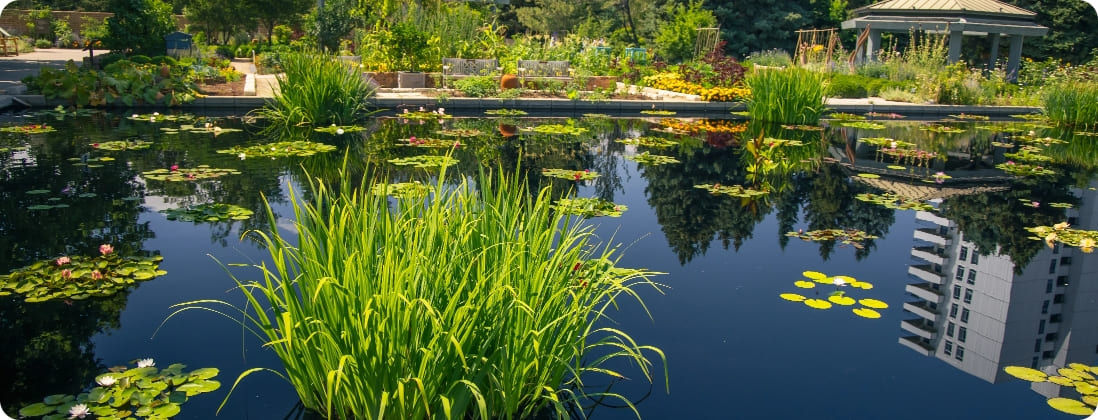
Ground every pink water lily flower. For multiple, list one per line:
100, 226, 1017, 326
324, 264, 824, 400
68, 403, 90, 419
56, 256, 71, 265
91, 270, 103, 280
61, 269, 72, 280
99, 244, 114, 255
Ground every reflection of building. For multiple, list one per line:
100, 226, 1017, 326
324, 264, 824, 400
900, 186, 1098, 398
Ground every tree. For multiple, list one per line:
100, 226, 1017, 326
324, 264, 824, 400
183, 0, 255, 45
103, 0, 175, 56
249, 0, 313, 45
1010, 0, 1098, 64
309, 0, 358, 52
705, 0, 813, 58
654, 0, 717, 63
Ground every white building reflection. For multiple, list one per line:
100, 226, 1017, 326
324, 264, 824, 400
899, 184, 1098, 398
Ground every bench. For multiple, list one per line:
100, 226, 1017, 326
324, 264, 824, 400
0, 28, 18, 56
517, 60, 571, 78
442, 58, 499, 78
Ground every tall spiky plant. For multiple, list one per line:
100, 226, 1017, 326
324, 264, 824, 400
170, 166, 667, 419
746, 67, 827, 125
258, 50, 376, 135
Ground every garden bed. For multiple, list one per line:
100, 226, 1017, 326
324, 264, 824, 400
196, 79, 247, 96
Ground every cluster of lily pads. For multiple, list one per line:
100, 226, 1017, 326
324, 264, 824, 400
142, 166, 242, 182
0, 244, 166, 302
997, 160, 1055, 177
32, 105, 100, 120
1003, 364, 1098, 416
521, 124, 589, 136
161, 203, 254, 223
552, 197, 627, 218
314, 124, 366, 135
781, 124, 825, 131
216, 141, 337, 159
779, 271, 887, 319
694, 183, 769, 198
387, 155, 458, 168
1004, 145, 1054, 163
437, 128, 483, 137
371, 181, 433, 198
640, 109, 676, 116
400, 136, 461, 148
0, 123, 55, 134
541, 168, 600, 181
70, 156, 117, 168
855, 192, 936, 212
1026, 222, 1098, 253
0, 139, 29, 152
920, 124, 966, 134
92, 140, 152, 151
18, 359, 220, 420
615, 136, 678, 148
400, 107, 451, 120
948, 114, 989, 121
828, 112, 864, 121
24, 188, 85, 211
127, 112, 194, 123
784, 229, 878, 249
160, 124, 242, 136
625, 152, 680, 166
840, 121, 886, 130
864, 112, 905, 119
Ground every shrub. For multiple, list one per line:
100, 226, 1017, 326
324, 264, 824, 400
182, 168, 666, 419
878, 86, 922, 103
746, 49, 792, 68
1044, 81, 1098, 127
452, 75, 498, 97
654, 0, 716, 63
34, 39, 52, 49
104, 0, 175, 56
746, 67, 826, 124
257, 50, 377, 134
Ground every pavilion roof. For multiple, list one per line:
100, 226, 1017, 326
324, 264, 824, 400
853, 0, 1038, 19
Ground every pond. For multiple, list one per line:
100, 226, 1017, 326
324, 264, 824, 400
1, 109, 1095, 419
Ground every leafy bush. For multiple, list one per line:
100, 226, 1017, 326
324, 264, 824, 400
746, 49, 792, 67
654, 0, 716, 63
825, 74, 902, 98
878, 86, 922, 103
452, 75, 498, 97
187, 168, 666, 419
104, 0, 175, 56
258, 51, 377, 134
22, 59, 199, 106
746, 67, 826, 124
34, 39, 52, 49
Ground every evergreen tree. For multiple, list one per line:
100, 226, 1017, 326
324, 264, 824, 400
103, 0, 175, 56
705, 0, 814, 58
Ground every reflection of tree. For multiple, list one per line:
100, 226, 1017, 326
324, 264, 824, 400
642, 143, 771, 264
797, 165, 895, 260
941, 177, 1074, 271
0, 294, 128, 414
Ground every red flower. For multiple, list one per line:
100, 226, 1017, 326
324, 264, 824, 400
92, 143, 99, 148
572, 262, 582, 271
170, 165, 179, 171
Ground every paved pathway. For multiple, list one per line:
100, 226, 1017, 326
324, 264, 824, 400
0, 49, 98, 94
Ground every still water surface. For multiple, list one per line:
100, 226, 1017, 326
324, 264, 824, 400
1, 111, 1093, 419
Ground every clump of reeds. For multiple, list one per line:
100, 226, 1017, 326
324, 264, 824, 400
179, 168, 666, 419
258, 50, 376, 135
746, 67, 827, 125
1044, 81, 1098, 128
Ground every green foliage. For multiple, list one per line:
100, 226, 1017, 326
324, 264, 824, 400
452, 75, 499, 98
161, 203, 254, 222
875, 29, 949, 82
1044, 81, 1098, 127
21, 60, 199, 107
176, 169, 665, 418
1012, 0, 1098, 65
216, 140, 338, 159
104, 0, 175, 56
142, 166, 242, 181
0, 249, 165, 302
553, 197, 628, 217
18, 360, 219, 419
258, 51, 377, 134
705, 0, 810, 57
746, 49, 792, 67
655, 0, 716, 63
361, 22, 429, 72
309, 0, 357, 52
826, 73, 902, 98
746, 67, 826, 125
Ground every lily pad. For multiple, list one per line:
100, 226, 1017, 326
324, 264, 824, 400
217, 141, 337, 159
161, 203, 254, 223
484, 108, 527, 116
793, 281, 815, 289
0, 250, 166, 302
640, 109, 676, 116
852, 307, 881, 319
92, 140, 152, 151
856, 173, 880, 179
1076, 382, 1098, 395
371, 182, 433, 198
142, 166, 242, 182
886, 165, 907, 170
313, 124, 366, 135
1047, 398, 1094, 416
858, 298, 888, 309
780, 293, 806, 302
399, 109, 452, 120
387, 155, 459, 169
785, 229, 878, 249
1083, 395, 1098, 407
921, 124, 966, 134
948, 114, 990, 121
541, 168, 600, 181
695, 183, 769, 199
1059, 367, 1095, 381
127, 112, 195, 123
436, 128, 483, 137
1004, 366, 1048, 382
625, 152, 680, 166
840, 121, 886, 130
616, 136, 679, 148
802, 271, 827, 280
0, 124, 55, 134
828, 295, 856, 306
400, 137, 462, 148
522, 124, 589, 136
804, 299, 832, 310
1049, 376, 1076, 386
553, 197, 627, 218
828, 112, 865, 121
856, 192, 935, 212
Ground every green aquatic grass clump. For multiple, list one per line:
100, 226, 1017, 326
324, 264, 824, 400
746, 67, 826, 125
183, 170, 666, 419
258, 51, 377, 134
1044, 81, 1098, 127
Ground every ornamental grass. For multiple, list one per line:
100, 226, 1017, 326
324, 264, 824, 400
1044, 81, 1098, 128
177, 168, 666, 419
258, 51, 376, 135
745, 67, 826, 125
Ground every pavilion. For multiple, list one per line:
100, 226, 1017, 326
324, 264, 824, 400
841, 0, 1048, 81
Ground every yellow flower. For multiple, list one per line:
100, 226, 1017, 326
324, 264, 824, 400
1080, 237, 1096, 253
1054, 222, 1070, 230
1045, 232, 1058, 248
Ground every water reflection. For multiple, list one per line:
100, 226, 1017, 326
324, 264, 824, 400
899, 180, 1098, 401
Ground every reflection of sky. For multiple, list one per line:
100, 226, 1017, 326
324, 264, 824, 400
69, 130, 1077, 419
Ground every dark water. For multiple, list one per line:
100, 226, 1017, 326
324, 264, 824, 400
0, 111, 1094, 419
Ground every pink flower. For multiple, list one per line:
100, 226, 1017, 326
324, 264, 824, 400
92, 143, 99, 148
91, 270, 103, 280
56, 256, 71, 265
437, 107, 445, 114
1032, 201, 1040, 207
170, 165, 179, 171
99, 244, 114, 255
61, 269, 72, 280
403, 108, 409, 114
453, 141, 460, 148
1006, 160, 1015, 165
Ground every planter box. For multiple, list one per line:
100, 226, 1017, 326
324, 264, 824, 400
398, 72, 426, 89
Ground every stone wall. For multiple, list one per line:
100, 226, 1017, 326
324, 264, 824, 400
0, 9, 187, 38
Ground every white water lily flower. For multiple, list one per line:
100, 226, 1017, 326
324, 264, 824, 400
152, 112, 159, 116
137, 358, 155, 368
97, 375, 117, 386
69, 403, 90, 419
336, 128, 344, 135
131, 114, 139, 118
238, 153, 246, 160
832, 277, 849, 286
